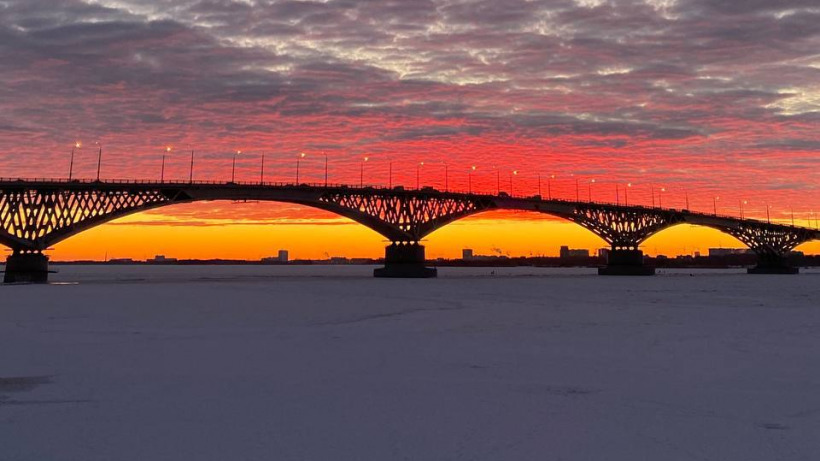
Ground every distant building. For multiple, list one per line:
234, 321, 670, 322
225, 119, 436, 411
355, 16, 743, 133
261, 250, 289, 263
148, 255, 177, 263
108, 258, 134, 264
462, 248, 474, 260
708, 248, 752, 257
560, 246, 589, 258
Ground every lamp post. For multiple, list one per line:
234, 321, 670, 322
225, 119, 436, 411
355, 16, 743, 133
324, 153, 328, 187
766, 203, 771, 224
537, 173, 542, 197
444, 163, 449, 192
360, 156, 368, 187
626, 182, 632, 206
509, 170, 517, 196
95, 142, 102, 182
231, 150, 240, 183
496, 167, 500, 195
740, 200, 747, 219
659, 187, 665, 208
574, 176, 579, 202
713, 195, 719, 215
469, 166, 476, 193
416, 161, 424, 189
588, 178, 595, 202
189, 149, 194, 183
260, 152, 265, 185
548, 174, 554, 200
69, 141, 80, 180
296, 152, 305, 184
161, 146, 170, 182
389, 161, 393, 189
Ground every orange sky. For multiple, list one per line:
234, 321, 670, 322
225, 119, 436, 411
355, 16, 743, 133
45, 204, 819, 261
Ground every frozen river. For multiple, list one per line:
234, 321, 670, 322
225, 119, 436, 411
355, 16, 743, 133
2, 265, 819, 460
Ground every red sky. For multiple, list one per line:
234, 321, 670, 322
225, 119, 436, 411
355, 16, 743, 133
0, 0, 818, 259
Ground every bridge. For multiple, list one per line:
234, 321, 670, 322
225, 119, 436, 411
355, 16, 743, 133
0, 178, 817, 282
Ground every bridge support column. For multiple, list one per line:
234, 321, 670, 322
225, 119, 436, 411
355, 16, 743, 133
4, 251, 49, 283
598, 249, 655, 276
374, 242, 437, 278
747, 254, 798, 274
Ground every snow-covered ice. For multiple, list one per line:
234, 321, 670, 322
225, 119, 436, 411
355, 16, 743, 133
1, 266, 819, 460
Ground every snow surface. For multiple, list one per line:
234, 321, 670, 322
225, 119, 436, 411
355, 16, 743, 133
1, 266, 819, 460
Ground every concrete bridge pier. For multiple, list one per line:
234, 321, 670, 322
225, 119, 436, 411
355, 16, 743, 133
4, 251, 49, 283
598, 249, 655, 276
747, 254, 799, 274
374, 242, 437, 278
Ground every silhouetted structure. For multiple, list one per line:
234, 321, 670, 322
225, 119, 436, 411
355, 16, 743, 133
0, 179, 817, 282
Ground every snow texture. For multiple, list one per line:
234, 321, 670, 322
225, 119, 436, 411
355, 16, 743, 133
1, 266, 819, 460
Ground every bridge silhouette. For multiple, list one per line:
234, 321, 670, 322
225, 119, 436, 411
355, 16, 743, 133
0, 178, 817, 282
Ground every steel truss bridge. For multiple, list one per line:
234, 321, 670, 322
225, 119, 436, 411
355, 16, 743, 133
1, 178, 817, 282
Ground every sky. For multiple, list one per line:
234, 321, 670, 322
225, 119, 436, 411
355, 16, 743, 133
0, 0, 818, 259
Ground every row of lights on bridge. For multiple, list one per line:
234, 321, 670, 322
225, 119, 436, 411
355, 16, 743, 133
65, 142, 815, 228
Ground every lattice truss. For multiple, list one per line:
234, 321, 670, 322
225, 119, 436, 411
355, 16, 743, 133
570, 206, 682, 250
725, 222, 816, 257
321, 192, 489, 240
0, 188, 173, 249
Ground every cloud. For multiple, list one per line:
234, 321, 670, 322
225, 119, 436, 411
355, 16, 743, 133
0, 0, 816, 212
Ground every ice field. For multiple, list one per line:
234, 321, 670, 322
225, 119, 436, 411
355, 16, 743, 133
1, 265, 819, 460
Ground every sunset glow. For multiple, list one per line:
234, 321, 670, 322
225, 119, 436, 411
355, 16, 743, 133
1, 0, 818, 259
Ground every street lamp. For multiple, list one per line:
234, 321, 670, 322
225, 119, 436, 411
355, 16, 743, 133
95, 141, 102, 182
296, 152, 305, 184
588, 178, 595, 202
713, 195, 719, 215
161, 146, 171, 182
389, 161, 393, 189
548, 174, 554, 200
189, 149, 195, 183
260, 152, 265, 185
537, 173, 542, 197
510, 170, 517, 196
416, 161, 424, 189
659, 187, 666, 208
360, 156, 368, 187
574, 175, 579, 202
231, 150, 241, 183
324, 152, 329, 187
625, 182, 632, 206
69, 141, 81, 180
740, 200, 747, 219
444, 163, 449, 192
469, 166, 476, 194
766, 203, 771, 224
